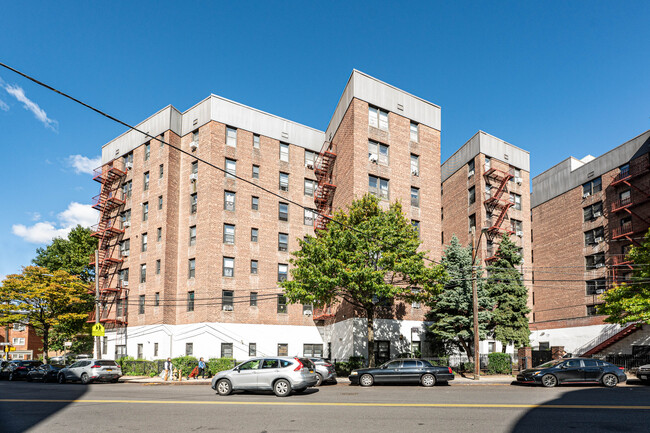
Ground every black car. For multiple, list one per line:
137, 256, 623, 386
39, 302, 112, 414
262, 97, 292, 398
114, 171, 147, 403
26, 364, 63, 383
0, 360, 43, 381
349, 358, 454, 387
516, 357, 627, 388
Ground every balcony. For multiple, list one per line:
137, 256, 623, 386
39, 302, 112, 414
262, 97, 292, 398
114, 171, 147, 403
612, 221, 634, 239
610, 156, 650, 186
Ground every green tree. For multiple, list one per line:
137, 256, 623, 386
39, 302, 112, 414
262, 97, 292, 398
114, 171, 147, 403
599, 228, 650, 323
485, 234, 530, 351
281, 194, 446, 367
0, 267, 94, 362
33, 225, 96, 283
426, 236, 493, 363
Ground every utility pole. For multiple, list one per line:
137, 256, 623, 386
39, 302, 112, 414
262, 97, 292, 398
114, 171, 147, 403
471, 228, 480, 381
95, 249, 101, 360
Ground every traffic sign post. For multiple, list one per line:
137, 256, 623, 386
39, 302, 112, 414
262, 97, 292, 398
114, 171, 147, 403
92, 323, 105, 337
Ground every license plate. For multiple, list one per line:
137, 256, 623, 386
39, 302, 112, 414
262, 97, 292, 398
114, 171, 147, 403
641, 375, 647, 380
106, 369, 112, 371
310, 370, 314, 373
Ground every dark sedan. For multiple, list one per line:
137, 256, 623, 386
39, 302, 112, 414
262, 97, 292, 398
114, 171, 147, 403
0, 360, 43, 381
349, 358, 454, 387
26, 364, 63, 383
517, 357, 627, 388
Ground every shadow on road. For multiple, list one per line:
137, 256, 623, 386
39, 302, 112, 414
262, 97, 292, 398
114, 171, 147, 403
0, 381, 89, 433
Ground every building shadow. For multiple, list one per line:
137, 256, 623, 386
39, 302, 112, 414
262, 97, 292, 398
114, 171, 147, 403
0, 381, 89, 433
509, 386, 650, 433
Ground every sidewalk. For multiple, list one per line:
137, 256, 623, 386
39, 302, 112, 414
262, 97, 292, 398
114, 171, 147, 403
120, 375, 213, 385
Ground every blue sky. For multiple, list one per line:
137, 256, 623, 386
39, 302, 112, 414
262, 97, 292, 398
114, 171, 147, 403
0, 1, 648, 279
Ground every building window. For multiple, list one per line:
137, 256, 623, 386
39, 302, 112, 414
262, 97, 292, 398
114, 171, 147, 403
143, 172, 150, 191
251, 228, 259, 242
188, 258, 196, 278
122, 180, 132, 199
136, 343, 143, 359
407, 121, 418, 141
368, 106, 388, 130
250, 260, 258, 274
304, 344, 323, 358
411, 154, 419, 176
305, 150, 317, 168
13, 323, 26, 331
103, 337, 108, 355
251, 196, 259, 211
186, 342, 193, 356
279, 172, 289, 191
159, 164, 164, 179
156, 259, 161, 275
280, 143, 289, 162
304, 179, 315, 197
190, 193, 197, 214
583, 202, 603, 221
411, 187, 420, 207
158, 195, 163, 210
586, 305, 598, 316
304, 208, 315, 226
221, 343, 233, 358
249, 343, 257, 356
509, 193, 522, 210
302, 303, 313, 315
191, 160, 198, 176
468, 186, 476, 205
119, 268, 129, 285
224, 191, 236, 211
411, 220, 420, 237
582, 177, 602, 197
253, 134, 260, 149
139, 295, 145, 314
279, 202, 289, 221
368, 140, 389, 165
120, 239, 130, 256
222, 290, 234, 311
469, 214, 476, 233
468, 159, 475, 177
586, 279, 606, 295
187, 291, 195, 312
189, 226, 196, 246
368, 175, 389, 200
153, 342, 158, 357
154, 292, 160, 307
157, 227, 162, 242
250, 292, 258, 306
144, 142, 150, 161
140, 264, 146, 283
252, 164, 260, 179
278, 264, 288, 282
141, 233, 148, 252
584, 227, 605, 246
225, 158, 236, 178
191, 130, 199, 147
12, 337, 25, 346
223, 224, 235, 244
226, 126, 237, 147
484, 156, 491, 171
586, 253, 606, 270
223, 257, 235, 277
278, 233, 289, 252
277, 343, 289, 356
511, 167, 522, 183
142, 202, 149, 221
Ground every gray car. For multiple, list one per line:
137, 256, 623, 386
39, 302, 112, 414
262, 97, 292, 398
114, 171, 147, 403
309, 358, 337, 386
634, 364, 650, 384
57, 359, 122, 384
211, 357, 318, 397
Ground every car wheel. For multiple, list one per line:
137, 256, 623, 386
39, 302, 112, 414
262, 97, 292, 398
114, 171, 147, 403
602, 373, 618, 388
315, 373, 323, 387
359, 374, 374, 387
42, 376, 48, 383
421, 373, 436, 387
8, 373, 14, 381
26, 376, 32, 382
111, 378, 119, 383
81, 373, 91, 385
216, 379, 232, 396
541, 374, 558, 388
58, 374, 66, 384
273, 379, 292, 397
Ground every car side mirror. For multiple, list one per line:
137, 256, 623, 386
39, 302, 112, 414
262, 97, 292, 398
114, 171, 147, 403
234, 367, 240, 372
560, 364, 567, 369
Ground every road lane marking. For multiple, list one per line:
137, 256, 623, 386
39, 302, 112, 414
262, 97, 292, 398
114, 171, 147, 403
0, 399, 649, 410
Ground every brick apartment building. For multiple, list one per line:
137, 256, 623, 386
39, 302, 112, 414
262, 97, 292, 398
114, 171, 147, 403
441, 131, 532, 354
530, 129, 650, 355
1, 324, 42, 360
93, 70, 443, 362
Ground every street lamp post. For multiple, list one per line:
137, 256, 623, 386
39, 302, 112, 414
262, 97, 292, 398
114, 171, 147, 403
470, 227, 488, 380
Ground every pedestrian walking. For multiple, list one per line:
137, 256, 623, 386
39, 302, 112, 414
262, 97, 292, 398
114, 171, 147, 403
198, 357, 207, 379
163, 358, 173, 381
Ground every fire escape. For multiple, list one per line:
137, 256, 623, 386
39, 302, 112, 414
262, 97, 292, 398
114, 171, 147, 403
88, 159, 128, 327
313, 143, 337, 231
483, 168, 514, 263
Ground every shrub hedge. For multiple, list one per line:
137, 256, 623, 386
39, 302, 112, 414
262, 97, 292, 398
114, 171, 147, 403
487, 353, 512, 374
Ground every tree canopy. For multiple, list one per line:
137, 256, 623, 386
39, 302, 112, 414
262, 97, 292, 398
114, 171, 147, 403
599, 228, 650, 324
485, 234, 530, 351
281, 194, 446, 366
33, 225, 96, 283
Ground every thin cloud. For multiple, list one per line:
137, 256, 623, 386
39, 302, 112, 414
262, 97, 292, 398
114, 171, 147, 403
12, 202, 98, 244
68, 154, 101, 175
2, 83, 58, 131
0, 98, 8, 111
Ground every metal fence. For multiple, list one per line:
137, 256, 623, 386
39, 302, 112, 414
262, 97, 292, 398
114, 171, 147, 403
119, 360, 165, 376
595, 354, 650, 371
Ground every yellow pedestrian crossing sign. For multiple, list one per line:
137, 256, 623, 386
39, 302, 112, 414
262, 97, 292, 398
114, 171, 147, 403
91, 323, 105, 337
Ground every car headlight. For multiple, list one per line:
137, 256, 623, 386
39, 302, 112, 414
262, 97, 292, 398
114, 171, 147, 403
350, 371, 358, 375
533, 371, 542, 376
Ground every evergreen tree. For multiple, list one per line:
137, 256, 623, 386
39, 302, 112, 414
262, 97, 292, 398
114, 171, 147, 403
486, 234, 530, 351
426, 236, 492, 362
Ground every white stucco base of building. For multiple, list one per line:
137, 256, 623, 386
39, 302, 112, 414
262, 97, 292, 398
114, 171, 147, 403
530, 323, 621, 354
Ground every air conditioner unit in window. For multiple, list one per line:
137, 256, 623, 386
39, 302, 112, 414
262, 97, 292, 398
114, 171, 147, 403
303, 310, 312, 316
190, 173, 198, 182
121, 250, 130, 257
121, 281, 129, 287
595, 237, 603, 243
516, 230, 524, 237
190, 141, 198, 151
582, 192, 591, 199
593, 211, 602, 217
595, 263, 605, 268
595, 289, 605, 294
125, 162, 133, 170
306, 162, 314, 169
516, 178, 523, 185
411, 168, 419, 176
468, 171, 475, 177
223, 305, 234, 311
123, 221, 131, 228
369, 154, 378, 163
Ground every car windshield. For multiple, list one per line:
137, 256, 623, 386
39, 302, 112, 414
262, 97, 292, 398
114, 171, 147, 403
535, 360, 562, 369
95, 361, 118, 366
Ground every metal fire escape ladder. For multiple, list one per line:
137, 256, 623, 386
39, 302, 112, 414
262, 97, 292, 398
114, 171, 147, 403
314, 144, 337, 232
483, 168, 514, 242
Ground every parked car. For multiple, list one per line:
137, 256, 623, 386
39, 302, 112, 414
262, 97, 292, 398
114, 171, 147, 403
516, 358, 627, 388
633, 364, 650, 384
349, 358, 454, 387
0, 360, 43, 381
309, 358, 337, 386
57, 359, 122, 384
211, 357, 318, 397
26, 364, 63, 383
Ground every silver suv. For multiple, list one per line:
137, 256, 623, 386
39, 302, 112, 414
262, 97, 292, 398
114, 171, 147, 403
309, 358, 337, 386
211, 357, 318, 397
58, 359, 122, 384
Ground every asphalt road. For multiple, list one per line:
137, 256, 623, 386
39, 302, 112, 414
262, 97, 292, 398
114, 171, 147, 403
1, 380, 649, 433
